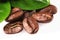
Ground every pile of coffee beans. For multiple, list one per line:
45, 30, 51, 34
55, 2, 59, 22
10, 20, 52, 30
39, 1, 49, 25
3, 5, 57, 34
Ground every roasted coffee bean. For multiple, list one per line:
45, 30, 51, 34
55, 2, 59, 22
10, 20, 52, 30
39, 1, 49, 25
4, 21, 23, 34
12, 8, 21, 13
39, 5, 57, 14
32, 12, 53, 23
24, 12, 30, 18
6, 9, 24, 22
23, 17, 39, 34
24, 10, 36, 18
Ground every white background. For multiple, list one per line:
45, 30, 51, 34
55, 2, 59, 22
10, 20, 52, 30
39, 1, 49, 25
0, 0, 60, 40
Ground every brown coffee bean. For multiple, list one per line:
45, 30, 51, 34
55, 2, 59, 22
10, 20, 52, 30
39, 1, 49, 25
32, 12, 53, 23
4, 21, 23, 34
23, 17, 39, 34
39, 5, 57, 14
12, 8, 21, 13
6, 9, 24, 22
23, 10, 36, 18
24, 12, 30, 18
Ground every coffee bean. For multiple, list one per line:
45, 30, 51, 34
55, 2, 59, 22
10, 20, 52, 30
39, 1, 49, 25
38, 5, 57, 14
32, 12, 53, 23
24, 12, 30, 18
23, 10, 36, 18
6, 9, 24, 22
3, 21, 23, 34
12, 8, 21, 13
23, 17, 39, 34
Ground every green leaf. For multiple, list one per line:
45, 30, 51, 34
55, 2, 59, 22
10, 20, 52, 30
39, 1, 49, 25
11, 0, 50, 10
0, 2, 11, 22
